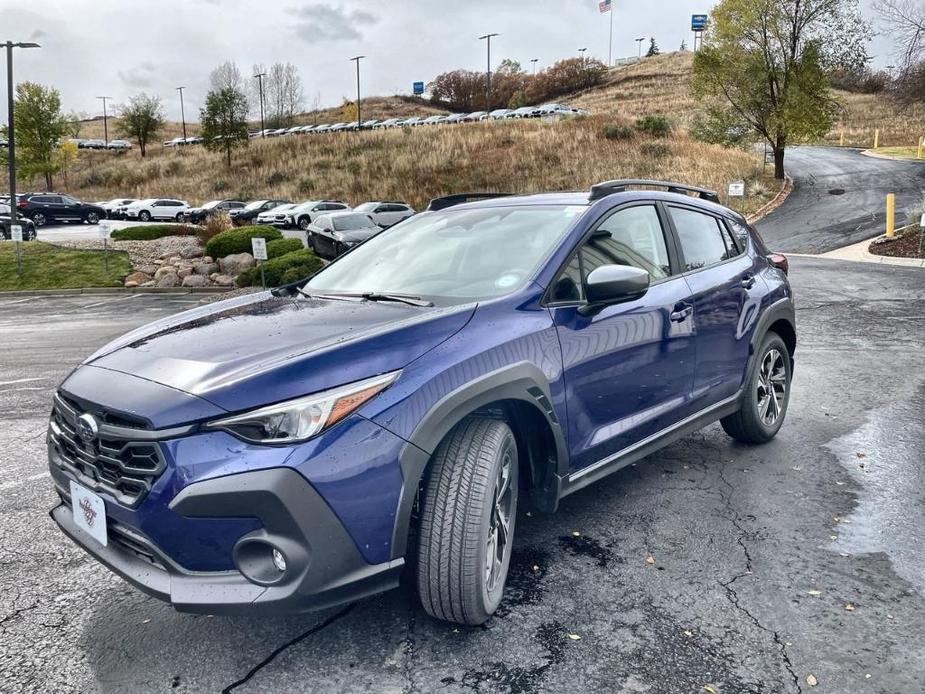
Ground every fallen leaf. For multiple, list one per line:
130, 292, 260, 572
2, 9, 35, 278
792, 466, 803, 471
835, 480, 845, 485
865, 674, 871, 679
683, 629, 694, 637
572, 531, 581, 537
859, 463, 865, 469
830, 535, 838, 540
845, 603, 856, 611
704, 686, 716, 694
532, 565, 540, 572
807, 674, 818, 686
645, 555, 656, 565
807, 589, 822, 596
856, 452, 866, 459
567, 633, 581, 640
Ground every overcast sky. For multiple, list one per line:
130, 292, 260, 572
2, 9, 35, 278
0, 0, 897, 124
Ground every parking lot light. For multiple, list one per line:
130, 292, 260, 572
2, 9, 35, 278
478, 33, 499, 112
3, 40, 41, 230
349, 56, 365, 132
176, 87, 187, 143
96, 96, 111, 147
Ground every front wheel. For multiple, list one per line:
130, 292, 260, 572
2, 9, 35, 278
298, 217, 310, 231
416, 418, 519, 625
31, 212, 47, 228
721, 332, 792, 444
138, 210, 151, 222
86, 212, 100, 224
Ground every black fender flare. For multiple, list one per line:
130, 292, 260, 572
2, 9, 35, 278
390, 361, 569, 559
741, 297, 796, 402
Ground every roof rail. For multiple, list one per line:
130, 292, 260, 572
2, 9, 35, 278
426, 192, 513, 212
589, 179, 720, 204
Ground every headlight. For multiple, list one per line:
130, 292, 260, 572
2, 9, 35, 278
204, 371, 400, 444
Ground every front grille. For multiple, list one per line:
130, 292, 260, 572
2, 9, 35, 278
49, 394, 166, 508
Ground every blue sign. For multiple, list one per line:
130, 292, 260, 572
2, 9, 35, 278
413, 81, 425, 95
691, 14, 708, 31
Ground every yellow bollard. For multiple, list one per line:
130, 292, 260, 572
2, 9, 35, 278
886, 193, 895, 237
919, 136, 924, 159
840, 131, 845, 147
874, 128, 880, 149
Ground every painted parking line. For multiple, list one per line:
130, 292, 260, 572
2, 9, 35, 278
80, 294, 142, 310
0, 471, 50, 493
0, 377, 45, 387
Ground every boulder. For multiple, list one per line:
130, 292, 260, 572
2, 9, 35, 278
201, 256, 214, 264
154, 266, 177, 281
156, 272, 179, 288
137, 265, 158, 276
194, 262, 219, 276
124, 281, 139, 289
181, 274, 207, 288
179, 245, 204, 259
140, 281, 156, 288
219, 252, 256, 276
177, 267, 193, 279
124, 271, 152, 285
211, 274, 235, 287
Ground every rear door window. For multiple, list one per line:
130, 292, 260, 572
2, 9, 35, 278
669, 207, 733, 272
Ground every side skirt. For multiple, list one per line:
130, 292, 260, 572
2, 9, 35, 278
562, 393, 741, 497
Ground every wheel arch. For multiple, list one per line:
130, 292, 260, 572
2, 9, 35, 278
390, 361, 568, 560
742, 298, 796, 401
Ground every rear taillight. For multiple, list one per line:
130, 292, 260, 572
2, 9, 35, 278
16, 199, 27, 208
767, 253, 789, 275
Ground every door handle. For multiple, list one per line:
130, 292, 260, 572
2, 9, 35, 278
670, 303, 693, 322
741, 275, 756, 289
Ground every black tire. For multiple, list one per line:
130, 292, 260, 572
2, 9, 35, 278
298, 217, 310, 231
86, 212, 100, 224
27, 226, 37, 241
138, 210, 151, 222
416, 417, 519, 625
721, 332, 792, 444
31, 212, 46, 227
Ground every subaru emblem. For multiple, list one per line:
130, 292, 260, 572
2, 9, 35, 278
76, 413, 99, 444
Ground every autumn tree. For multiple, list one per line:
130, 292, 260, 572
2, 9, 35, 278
10, 82, 77, 189
646, 38, 660, 57
876, 1, 925, 104
118, 93, 165, 157
200, 87, 249, 167
692, 0, 868, 179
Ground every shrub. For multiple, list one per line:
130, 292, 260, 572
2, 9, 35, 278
110, 224, 197, 241
267, 237, 304, 258
235, 249, 325, 287
635, 115, 673, 137
640, 142, 672, 159
602, 124, 635, 141
205, 225, 282, 259
198, 212, 233, 246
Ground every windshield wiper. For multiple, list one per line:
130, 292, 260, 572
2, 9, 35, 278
359, 292, 433, 307
294, 288, 359, 302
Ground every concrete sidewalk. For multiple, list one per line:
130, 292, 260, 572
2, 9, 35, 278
789, 233, 925, 268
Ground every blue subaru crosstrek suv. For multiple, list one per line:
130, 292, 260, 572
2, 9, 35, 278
49, 180, 795, 625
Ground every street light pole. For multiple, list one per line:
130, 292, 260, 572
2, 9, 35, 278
349, 55, 365, 130
253, 72, 266, 137
3, 40, 40, 229
636, 37, 646, 59
478, 33, 498, 112
578, 47, 588, 87
96, 96, 111, 146
176, 86, 187, 143
530, 58, 538, 76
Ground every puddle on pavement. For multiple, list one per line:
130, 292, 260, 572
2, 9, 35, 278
493, 545, 550, 619
557, 534, 622, 568
825, 387, 925, 595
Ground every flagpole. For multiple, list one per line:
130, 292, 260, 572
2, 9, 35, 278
608, 4, 613, 66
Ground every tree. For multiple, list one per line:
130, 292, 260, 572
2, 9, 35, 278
646, 38, 660, 57
118, 93, 165, 157
55, 140, 79, 188
340, 97, 358, 122
496, 58, 523, 76
875, 0, 925, 66
210, 61, 245, 92
266, 62, 305, 126
200, 87, 249, 167
11, 82, 76, 190
692, 0, 868, 179
680, 39, 689, 51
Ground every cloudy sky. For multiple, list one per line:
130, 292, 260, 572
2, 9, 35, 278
0, 0, 897, 124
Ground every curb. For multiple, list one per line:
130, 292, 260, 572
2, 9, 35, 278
0, 286, 230, 298
860, 149, 925, 163
788, 228, 925, 268
747, 175, 794, 225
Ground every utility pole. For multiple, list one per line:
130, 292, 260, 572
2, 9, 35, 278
176, 86, 187, 143
96, 96, 111, 146
578, 48, 588, 87
4, 40, 41, 229
349, 55, 365, 130
253, 72, 266, 137
478, 33, 498, 112
636, 37, 646, 59
530, 58, 538, 76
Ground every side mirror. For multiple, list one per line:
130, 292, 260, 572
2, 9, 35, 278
580, 265, 650, 316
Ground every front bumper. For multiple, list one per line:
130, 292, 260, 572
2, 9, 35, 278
51, 467, 404, 615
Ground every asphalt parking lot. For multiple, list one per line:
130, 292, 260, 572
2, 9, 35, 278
1, 258, 924, 694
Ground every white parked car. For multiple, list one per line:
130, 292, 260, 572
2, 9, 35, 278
256, 203, 298, 227
124, 198, 189, 222
286, 200, 351, 231
107, 140, 132, 150
488, 109, 513, 119
99, 198, 137, 218
352, 201, 415, 228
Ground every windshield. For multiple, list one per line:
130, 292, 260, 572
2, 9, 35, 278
333, 214, 376, 231
202, 200, 222, 209
265, 204, 294, 214
306, 205, 583, 301
354, 202, 377, 212
245, 200, 268, 210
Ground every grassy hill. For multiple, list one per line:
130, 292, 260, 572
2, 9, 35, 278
27, 51, 925, 213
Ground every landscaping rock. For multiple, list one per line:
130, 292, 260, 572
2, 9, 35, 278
154, 266, 177, 281
140, 281, 156, 287
211, 274, 235, 287
124, 271, 152, 285
181, 274, 207, 288
179, 245, 204, 259
137, 265, 158, 276
156, 272, 179, 288
201, 256, 214, 264
195, 262, 219, 276
177, 267, 193, 279
124, 281, 139, 289
219, 252, 256, 275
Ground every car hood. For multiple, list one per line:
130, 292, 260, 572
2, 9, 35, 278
84, 291, 475, 414
337, 228, 381, 243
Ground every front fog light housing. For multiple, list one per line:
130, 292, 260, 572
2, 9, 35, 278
235, 540, 292, 585
272, 548, 287, 573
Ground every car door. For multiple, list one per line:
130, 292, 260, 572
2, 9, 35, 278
549, 202, 697, 473
666, 204, 761, 409
58, 195, 83, 220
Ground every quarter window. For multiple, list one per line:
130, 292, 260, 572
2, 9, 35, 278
670, 207, 733, 271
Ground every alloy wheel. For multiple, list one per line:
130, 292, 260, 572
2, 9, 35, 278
485, 448, 514, 593
756, 348, 787, 426
32, 213, 46, 227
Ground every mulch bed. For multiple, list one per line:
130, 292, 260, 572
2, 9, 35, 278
869, 227, 925, 259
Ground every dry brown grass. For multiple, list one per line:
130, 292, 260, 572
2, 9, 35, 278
825, 91, 925, 149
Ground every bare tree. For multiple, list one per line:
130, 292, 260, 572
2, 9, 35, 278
210, 61, 245, 92
264, 62, 305, 126
876, 1, 925, 65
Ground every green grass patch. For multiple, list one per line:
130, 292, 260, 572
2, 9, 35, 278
110, 224, 198, 241
205, 225, 282, 259
0, 241, 132, 291
236, 249, 324, 288
869, 146, 922, 161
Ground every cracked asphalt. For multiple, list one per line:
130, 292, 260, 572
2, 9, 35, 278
1, 259, 924, 694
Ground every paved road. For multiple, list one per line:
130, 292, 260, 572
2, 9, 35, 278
756, 146, 925, 254
2, 260, 924, 694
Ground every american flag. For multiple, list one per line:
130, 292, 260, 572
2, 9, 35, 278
599, 0, 612, 12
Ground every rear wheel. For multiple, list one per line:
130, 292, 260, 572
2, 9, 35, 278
416, 418, 519, 625
138, 210, 151, 222
721, 332, 791, 444
86, 211, 100, 224
298, 217, 310, 231
31, 212, 46, 227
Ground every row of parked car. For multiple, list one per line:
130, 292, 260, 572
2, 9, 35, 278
161, 102, 589, 147
65, 138, 133, 150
